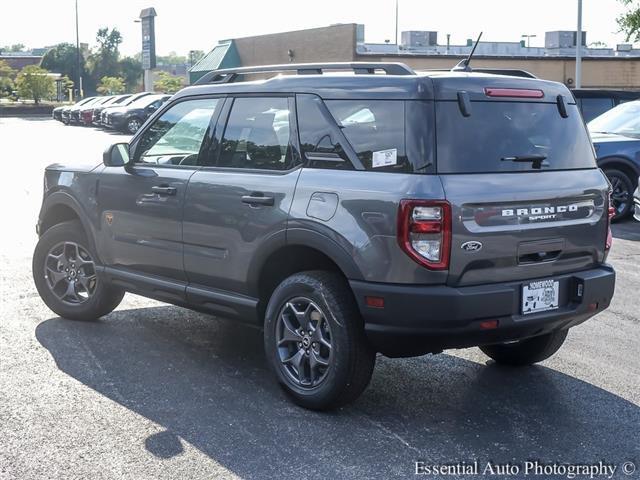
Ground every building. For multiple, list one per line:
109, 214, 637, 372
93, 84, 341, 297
0, 54, 42, 71
189, 24, 640, 89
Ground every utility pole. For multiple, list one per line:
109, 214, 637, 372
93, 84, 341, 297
576, 0, 583, 88
395, 0, 399, 46
75, 0, 82, 99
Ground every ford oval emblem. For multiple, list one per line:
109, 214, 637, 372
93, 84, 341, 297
461, 241, 483, 252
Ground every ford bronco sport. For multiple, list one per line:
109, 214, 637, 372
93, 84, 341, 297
33, 62, 616, 410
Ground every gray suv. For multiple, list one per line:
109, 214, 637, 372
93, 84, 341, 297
33, 63, 616, 410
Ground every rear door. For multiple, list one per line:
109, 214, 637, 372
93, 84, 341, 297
435, 90, 609, 288
182, 95, 301, 298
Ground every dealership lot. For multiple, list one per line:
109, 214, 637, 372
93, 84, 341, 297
0, 117, 638, 479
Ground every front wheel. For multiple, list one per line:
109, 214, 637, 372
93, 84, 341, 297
604, 169, 634, 222
125, 117, 142, 134
479, 329, 568, 366
32, 220, 124, 321
264, 271, 376, 410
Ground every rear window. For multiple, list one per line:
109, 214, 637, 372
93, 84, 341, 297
436, 101, 596, 173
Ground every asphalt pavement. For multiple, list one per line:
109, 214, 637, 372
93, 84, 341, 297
0, 117, 638, 480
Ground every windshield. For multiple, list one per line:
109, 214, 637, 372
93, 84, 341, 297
129, 95, 165, 108
588, 101, 640, 137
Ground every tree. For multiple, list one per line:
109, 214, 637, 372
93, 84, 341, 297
0, 44, 26, 53
97, 76, 125, 94
0, 60, 16, 97
618, 0, 640, 41
154, 71, 184, 93
86, 28, 123, 93
16, 65, 55, 103
188, 50, 205, 67
41, 43, 86, 87
119, 57, 143, 92
157, 52, 187, 65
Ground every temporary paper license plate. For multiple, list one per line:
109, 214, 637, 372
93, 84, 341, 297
522, 279, 559, 315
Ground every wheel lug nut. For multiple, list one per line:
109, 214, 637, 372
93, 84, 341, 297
298, 342, 302, 348
312, 342, 317, 348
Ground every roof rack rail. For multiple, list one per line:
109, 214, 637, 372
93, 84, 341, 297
418, 68, 537, 79
194, 62, 416, 85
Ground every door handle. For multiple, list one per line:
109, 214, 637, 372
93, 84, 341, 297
241, 193, 275, 206
151, 185, 177, 196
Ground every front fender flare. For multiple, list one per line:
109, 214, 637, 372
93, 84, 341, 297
39, 191, 102, 263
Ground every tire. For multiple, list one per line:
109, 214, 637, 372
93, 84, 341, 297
479, 329, 568, 366
32, 220, 124, 321
125, 117, 142, 134
604, 169, 634, 222
264, 271, 376, 410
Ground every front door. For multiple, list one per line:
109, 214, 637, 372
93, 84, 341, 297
97, 97, 222, 281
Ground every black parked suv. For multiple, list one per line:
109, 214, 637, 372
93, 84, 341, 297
103, 93, 170, 134
33, 63, 616, 410
572, 88, 640, 122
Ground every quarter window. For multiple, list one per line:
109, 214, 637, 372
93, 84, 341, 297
218, 97, 293, 170
135, 98, 219, 166
325, 100, 409, 172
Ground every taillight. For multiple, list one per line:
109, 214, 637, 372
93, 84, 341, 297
397, 200, 452, 270
484, 87, 544, 98
605, 193, 615, 252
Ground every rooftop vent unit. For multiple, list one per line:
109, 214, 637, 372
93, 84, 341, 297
401, 31, 438, 48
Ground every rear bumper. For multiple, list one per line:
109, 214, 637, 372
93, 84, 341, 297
350, 265, 615, 357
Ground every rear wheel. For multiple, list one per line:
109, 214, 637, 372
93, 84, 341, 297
264, 271, 376, 410
604, 169, 634, 221
33, 220, 124, 321
479, 329, 568, 366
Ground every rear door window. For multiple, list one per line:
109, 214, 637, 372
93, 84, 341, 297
218, 97, 294, 171
435, 101, 596, 173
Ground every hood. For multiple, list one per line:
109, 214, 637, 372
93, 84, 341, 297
45, 162, 102, 174
589, 131, 640, 144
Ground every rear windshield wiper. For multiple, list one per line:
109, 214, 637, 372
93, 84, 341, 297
501, 154, 548, 169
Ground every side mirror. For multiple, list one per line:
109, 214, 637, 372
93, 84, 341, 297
147, 104, 157, 112
103, 143, 130, 167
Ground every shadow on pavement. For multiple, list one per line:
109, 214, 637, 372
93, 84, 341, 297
36, 306, 639, 479
612, 220, 640, 241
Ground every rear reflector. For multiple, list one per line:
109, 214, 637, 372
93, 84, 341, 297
365, 296, 385, 308
484, 87, 544, 98
479, 320, 499, 330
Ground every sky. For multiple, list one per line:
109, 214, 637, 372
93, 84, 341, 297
1, 0, 635, 57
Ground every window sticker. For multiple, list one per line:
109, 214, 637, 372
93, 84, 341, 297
372, 148, 397, 168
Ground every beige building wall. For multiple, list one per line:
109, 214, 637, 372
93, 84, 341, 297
226, 24, 640, 89
233, 24, 358, 66
357, 55, 640, 89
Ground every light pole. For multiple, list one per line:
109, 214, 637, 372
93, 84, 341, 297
395, 0, 399, 46
75, 0, 82, 99
576, 0, 583, 88
521, 34, 536, 48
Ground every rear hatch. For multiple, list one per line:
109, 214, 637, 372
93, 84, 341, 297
432, 75, 609, 287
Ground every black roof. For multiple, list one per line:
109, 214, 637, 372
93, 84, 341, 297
175, 68, 572, 103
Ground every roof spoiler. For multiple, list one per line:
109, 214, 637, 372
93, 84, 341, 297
194, 62, 416, 85
418, 68, 537, 79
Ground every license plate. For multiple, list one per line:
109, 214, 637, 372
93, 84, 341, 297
522, 279, 559, 315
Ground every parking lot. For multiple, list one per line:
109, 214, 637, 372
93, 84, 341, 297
0, 116, 638, 479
